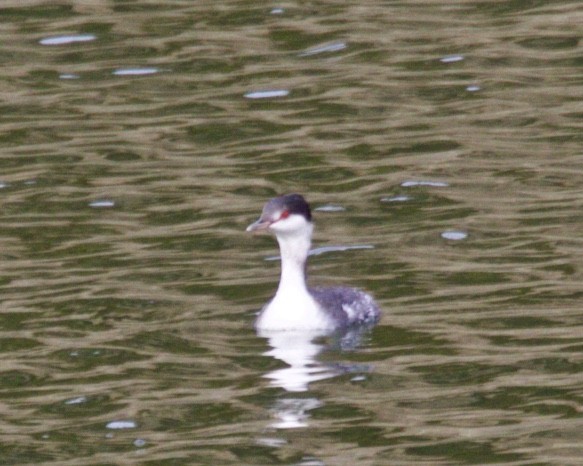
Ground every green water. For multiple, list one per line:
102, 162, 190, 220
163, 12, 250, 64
0, 1, 582, 464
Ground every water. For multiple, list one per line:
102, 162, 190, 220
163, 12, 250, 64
1, 1, 582, 464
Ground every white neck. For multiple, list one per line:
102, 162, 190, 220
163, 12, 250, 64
255, 222, 335, 331
274, 224, 312, 299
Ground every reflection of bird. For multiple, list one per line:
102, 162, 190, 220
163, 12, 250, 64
247, 194, 380, 332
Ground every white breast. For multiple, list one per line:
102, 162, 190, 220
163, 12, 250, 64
255, 290, 336, 331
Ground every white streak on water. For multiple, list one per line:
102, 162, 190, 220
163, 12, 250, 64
441, 231, 468, 240
89, 200, 115, 208
315, 205, 346, 212
265, 244, 374, 261
244, 90, 289, 99
381, 195, 412, 202
257, 437, 287, 447
440, 54, 464, 63
401, 180, 449, 188
113, 67, 160, 76
299, 42, 347, 57
64, 396, 87, 405
106, 420, 136, 430
40, 34, 96, 46
310, 245, 374, 256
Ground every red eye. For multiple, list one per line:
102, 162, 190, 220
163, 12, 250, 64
279, 210, 290, 220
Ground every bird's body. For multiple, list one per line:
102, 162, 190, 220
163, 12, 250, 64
247, 194, 380, 332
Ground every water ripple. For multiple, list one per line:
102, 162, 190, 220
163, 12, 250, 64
299, 41, 348, 57
112, 67, 160, 76
39, 34, 96, 46
2, 1, 582, 464
244, 89, 290, 99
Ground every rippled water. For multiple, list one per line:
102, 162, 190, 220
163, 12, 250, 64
1, 1, 582, 464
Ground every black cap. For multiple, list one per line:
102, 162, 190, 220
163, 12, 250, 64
274, 193, 311, 221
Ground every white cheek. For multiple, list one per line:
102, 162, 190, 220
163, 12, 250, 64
270, 215, 307, 233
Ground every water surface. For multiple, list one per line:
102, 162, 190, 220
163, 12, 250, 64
1, 1, 582, 464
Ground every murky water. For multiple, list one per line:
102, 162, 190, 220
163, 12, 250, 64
1, 1, 582, 464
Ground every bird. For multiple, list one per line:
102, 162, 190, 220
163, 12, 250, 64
246, 193, 380, 332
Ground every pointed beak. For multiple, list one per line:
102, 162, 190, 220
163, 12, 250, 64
246, 217, 271, 233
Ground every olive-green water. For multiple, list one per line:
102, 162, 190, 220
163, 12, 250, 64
1, 1, 582, 465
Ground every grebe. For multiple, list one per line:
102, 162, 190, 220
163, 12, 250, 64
247, 194, 380, 332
